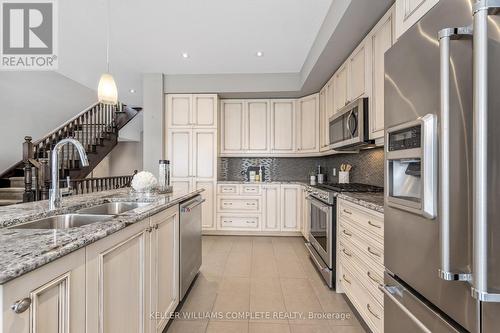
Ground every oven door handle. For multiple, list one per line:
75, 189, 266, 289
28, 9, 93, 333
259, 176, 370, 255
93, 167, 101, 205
306, 195, 332, 212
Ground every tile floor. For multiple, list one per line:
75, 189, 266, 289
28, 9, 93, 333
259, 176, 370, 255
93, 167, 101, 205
167, 236, 366, 333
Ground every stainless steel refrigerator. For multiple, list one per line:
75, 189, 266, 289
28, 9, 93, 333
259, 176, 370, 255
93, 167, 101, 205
383, 0, 500, 332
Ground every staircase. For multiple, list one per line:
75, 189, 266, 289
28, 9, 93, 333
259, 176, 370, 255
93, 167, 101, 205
0, 102, 141, 205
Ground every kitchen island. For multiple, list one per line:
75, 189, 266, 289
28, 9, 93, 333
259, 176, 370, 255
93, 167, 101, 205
0, 187, 202, 333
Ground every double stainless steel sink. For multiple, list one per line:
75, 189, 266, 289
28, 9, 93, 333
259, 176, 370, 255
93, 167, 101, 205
10, 202, 151, 230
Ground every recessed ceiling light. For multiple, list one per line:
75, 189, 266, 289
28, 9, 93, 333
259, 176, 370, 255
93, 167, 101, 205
256, 51, 264, 57
129, 89, 136, 93
182, 52, 189, 58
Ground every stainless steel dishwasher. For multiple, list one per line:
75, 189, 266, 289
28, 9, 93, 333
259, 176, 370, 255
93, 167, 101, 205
179, 195, 204, 300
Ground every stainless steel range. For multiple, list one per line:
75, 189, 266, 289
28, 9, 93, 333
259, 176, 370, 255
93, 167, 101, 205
304, 183, 383, 288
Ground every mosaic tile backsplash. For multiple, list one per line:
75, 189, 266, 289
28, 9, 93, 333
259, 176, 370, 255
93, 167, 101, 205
218, 147, 385, 187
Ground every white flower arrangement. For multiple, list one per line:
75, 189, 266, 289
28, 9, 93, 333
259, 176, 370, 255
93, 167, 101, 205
131, 171, 158, 192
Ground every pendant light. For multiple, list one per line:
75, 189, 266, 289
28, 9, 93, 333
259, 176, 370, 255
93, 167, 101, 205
98, 0, 118, 105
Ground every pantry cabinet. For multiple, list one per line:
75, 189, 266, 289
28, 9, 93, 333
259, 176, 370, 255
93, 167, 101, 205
1, 249, 86, 333
296, 94, 319, 154
86, 219, 151, 333
167, 128, 217, 231
368, 8, 395, 140
166, 94, 218, 128
395, 0, 439, 40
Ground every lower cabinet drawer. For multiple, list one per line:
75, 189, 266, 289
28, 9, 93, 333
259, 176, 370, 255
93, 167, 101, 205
218, 184, 239, 195
339, 241, 383, 305
341, 263, 384, 333
217, 214, 261, 230
241, 185, 261, 195
339, 218, 384, 267
218, 198, 260, 212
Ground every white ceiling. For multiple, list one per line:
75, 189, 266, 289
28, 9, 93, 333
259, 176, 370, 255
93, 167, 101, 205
58, 0, 333, 105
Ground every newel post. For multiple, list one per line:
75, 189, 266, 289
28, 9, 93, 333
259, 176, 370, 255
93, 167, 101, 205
22, 136, 34, 202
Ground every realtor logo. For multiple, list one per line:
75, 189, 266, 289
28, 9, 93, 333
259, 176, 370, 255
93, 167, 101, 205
1, 0, 58, 70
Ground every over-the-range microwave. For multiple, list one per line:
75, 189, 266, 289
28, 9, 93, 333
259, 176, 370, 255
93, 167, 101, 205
329, 97, 374, 150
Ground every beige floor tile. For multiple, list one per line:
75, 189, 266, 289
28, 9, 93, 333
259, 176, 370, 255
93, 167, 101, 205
276, 256, 307, 278
218, 277, 251, 294
201, 253, 229, 277
249, 322, 291, 333
212, 293, 250, 320
251, 255, 279, 278
289, 324, 333, 333
178, 275, 219, 314
206, 320, 249, 333
329, 326, 366, 333
280, 278, 329, 325
166, 319, 208, 333
249, 278, 287, 323
224, 252, 252, 277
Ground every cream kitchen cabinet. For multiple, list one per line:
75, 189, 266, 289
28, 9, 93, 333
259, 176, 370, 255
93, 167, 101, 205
220, 100, 245, 154
214, 183, 304, 235
280, 185, 302, 232
348, 41, 370, 102
86, 218, 151, 333
262, 184, 281, 231
167, 128, 217, 230
368, 7, 395, 140
1, 249, 86, 333
333, 63, 349, 114
270, 100, 296, 153
246, 100, 271, 153
395, 0, 439, 40
296, 94, 320, 154
166, 94, 218, 128
338, 198, 384, 333
150, 206, 179, 333
319, 86, 328, 151
220, 100, 270, 155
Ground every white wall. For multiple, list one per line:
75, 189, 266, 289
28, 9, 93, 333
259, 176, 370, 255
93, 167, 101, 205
0, 71, 96, 174
142, 74, 164, 178
91, 141, 143, 178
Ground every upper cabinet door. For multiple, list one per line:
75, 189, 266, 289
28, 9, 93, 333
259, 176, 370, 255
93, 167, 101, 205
220, 100, 245, 154
369, 7, 394, 140
167, 94, 192, 128
192, 129, 217, 179
319, 87, 328, 151
192, 94, 218, 128
395, 0, 439, 40
270, 100, 296, 153
296, 94, 319, 153
168, 129, 192, 179
334, 64, 349, 113
246, 100, 270, 153
349, 42, 368, 101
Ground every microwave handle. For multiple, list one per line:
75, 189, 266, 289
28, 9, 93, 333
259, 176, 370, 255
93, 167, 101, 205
471, 1, 500, 302
437, 27, 473, 282
346, 111, 357, 137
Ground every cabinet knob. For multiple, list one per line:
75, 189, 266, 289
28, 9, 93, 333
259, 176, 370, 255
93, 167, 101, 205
11, 298, 31, 314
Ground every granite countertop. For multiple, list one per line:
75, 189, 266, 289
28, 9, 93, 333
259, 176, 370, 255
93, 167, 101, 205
217, 180, 308, 185
0, 188, 202, 284
337, 192, 385, 214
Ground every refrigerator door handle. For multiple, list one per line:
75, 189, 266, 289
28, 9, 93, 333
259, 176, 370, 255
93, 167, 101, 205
437, 27, 473, 282
471, 0, 500, 302
380, 285, 432, 333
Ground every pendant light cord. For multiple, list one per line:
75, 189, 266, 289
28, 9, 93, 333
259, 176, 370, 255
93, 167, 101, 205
106, 0, 110, 73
